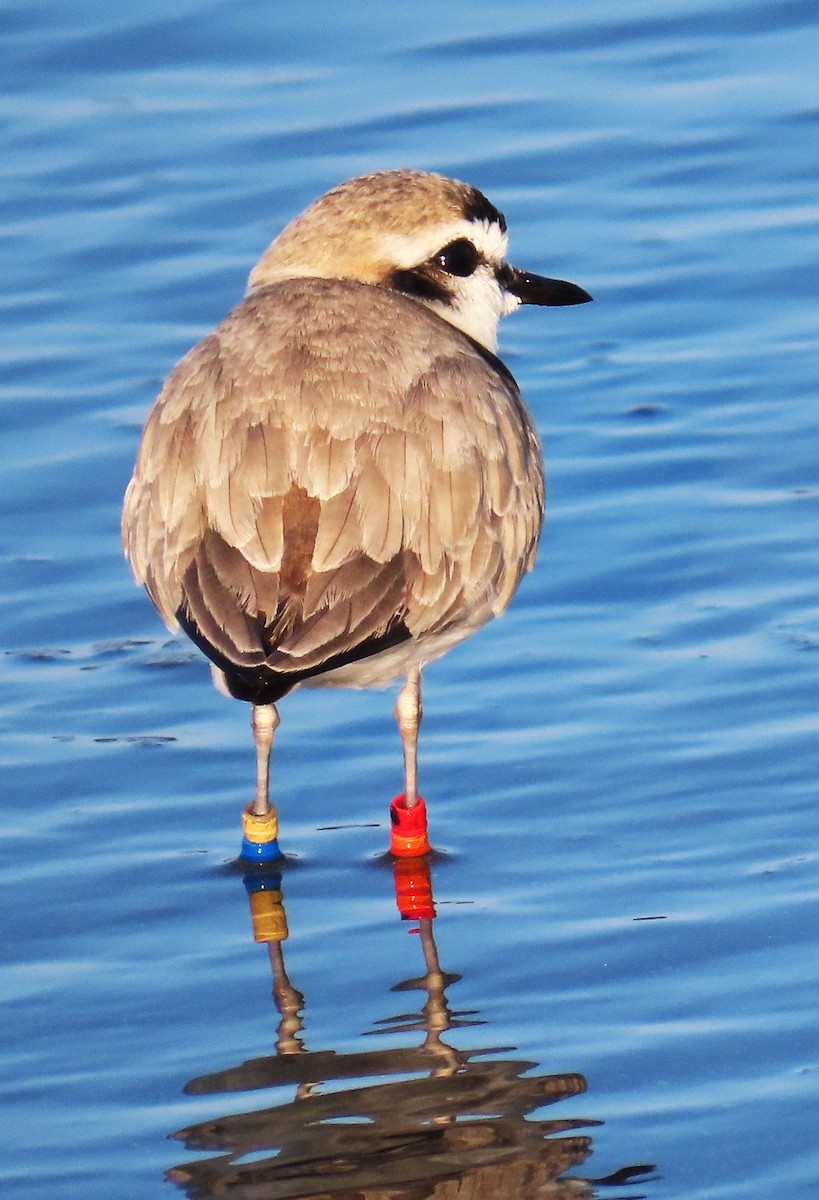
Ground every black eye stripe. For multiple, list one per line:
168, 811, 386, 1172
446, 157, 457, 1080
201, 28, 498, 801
434, 238, 480, 277
390, 267, 452, 305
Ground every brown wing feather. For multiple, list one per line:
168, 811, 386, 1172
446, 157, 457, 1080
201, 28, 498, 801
122, 277, 544, 690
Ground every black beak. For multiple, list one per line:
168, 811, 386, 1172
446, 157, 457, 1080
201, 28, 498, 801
503, 265, 592, 307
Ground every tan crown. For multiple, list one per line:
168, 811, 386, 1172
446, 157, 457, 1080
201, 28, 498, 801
247, 169, 496, 291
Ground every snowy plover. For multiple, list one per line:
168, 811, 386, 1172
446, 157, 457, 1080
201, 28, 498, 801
123, 169, 591, 855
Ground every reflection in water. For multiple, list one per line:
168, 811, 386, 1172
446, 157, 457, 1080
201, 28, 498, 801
168, 862, 654, 1199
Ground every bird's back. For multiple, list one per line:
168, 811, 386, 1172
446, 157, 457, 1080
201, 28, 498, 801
123, 276, 544, 702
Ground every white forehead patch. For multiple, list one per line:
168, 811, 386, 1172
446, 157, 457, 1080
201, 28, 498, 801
383, 217, 510, 270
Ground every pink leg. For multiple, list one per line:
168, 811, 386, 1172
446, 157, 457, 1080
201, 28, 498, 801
394, 667, 422, 807
251, 703, 280, 816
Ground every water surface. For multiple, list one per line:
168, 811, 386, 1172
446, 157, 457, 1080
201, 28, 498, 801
2, 2, 819, 1197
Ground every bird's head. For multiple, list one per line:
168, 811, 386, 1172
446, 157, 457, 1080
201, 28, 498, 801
247, 169, 591, 353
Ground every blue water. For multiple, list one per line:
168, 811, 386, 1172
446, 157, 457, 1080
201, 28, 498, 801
2, 2, 819, 1197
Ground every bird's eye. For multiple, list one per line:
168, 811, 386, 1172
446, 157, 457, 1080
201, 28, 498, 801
434, 239, 480, 277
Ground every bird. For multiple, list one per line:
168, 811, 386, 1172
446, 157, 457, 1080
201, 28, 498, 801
122, 168, 591, 857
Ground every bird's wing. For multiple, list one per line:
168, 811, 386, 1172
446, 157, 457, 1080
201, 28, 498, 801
122, 278, 544, 680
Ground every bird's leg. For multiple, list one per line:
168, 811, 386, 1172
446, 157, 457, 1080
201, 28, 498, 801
394, 666, 422, 808
251, 703, 280, 816
389, 668, 430, 855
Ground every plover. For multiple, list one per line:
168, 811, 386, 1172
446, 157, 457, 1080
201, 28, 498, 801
122, 169, 591, 856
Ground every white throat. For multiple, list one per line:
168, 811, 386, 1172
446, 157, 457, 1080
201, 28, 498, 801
428, 265, 520, 352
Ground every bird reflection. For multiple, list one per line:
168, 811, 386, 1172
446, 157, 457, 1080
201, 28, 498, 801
168, 861, 654, 1199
